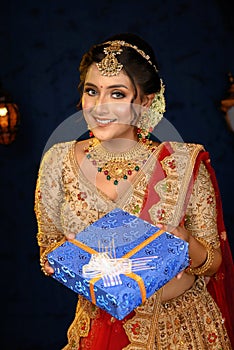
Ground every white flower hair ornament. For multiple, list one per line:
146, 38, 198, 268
137, 79, 166, 139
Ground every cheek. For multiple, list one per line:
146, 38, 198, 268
111, 103, 132, 122
82, 97, 93, 125
82, 96, 92, 110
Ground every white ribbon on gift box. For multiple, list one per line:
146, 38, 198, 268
82, 252, 159, 288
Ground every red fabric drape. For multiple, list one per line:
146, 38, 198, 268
79, 143, 234, 349
80, 310, 132, 350
204, 155, 234, 347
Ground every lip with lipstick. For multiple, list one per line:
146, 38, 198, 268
83, 102, 138, 129
94, 117, 118, 127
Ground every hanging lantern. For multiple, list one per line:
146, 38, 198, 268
221, 73, 234, 133
0, 86, 20, 145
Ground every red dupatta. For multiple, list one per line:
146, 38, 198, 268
203, 156, 234, 347
140, 142, 234, 347
79, 141, 234, 349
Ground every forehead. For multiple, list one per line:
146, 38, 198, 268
85, 63, 132, 87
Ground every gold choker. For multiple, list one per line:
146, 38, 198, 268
84, 138, 155, 185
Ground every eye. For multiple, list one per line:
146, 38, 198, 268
112, 91, 126, 99
84, 88, 97, 96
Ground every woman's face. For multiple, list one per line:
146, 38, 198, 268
82, 63, 145, 141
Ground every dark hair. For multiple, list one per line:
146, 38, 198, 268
78, 33, 161, 101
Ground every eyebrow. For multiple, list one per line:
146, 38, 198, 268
84, 82, 129, 90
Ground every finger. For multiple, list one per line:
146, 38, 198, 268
45, 261, 54, 274
66, 232, 76, 240
157, 223, 165, 230
166, 224, 177, 233
175, 270, 184, 279
170, 227, 181, 236
157, 223, 178, 235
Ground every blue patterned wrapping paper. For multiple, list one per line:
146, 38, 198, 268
47, 208, 189, 320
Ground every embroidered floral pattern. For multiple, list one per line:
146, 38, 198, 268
208, 332, 217, 343
156, 208, 166, 221
207, 194, 214, 204
167, 159, 176, 169
156, 278, 230, 349
131, 322, 141, 335
77, 191, 87, 201
35, 141, 231, 350
132, 204, 140, 214
184, 162, 220, 248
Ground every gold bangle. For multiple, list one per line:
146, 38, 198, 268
40, 251, 51, 276
39, 239, 66, 276
186, 237, 214, 276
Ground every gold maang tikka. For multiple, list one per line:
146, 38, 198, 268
96, 40, 158, 77
96, 42, 123, 77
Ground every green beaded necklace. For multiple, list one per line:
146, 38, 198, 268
84, 138, 154, 185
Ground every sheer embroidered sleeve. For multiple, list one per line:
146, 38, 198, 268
184, 161, 220, 248
34, 144, 66, 271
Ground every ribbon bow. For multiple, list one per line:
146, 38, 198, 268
82, 252, 158, 287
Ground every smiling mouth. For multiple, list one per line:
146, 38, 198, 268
95, 118, 117, 125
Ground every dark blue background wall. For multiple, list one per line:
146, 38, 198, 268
1, 1, 233, 349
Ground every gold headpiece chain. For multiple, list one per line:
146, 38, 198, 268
96, 40, 158, 77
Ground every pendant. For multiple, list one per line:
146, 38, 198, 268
84, 138, 153, 185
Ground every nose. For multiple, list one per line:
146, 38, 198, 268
94, 95, 109, 116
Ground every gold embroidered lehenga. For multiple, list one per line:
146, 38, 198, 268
35, 140, 233, 349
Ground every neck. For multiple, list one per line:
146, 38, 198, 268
85, 136, 153, 186
100, 137, 139, 153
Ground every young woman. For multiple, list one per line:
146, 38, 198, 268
35, 33, 233, 349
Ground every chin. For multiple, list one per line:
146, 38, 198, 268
92, 125, 136, 142
92, 129, 113, 141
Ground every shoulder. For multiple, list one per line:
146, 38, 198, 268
44, 140, 76, 154
39, 141, 77, 171
42, 140, 76, 160
166, 141, 205, 151
161, 141, 206, 157
166, 142, 214, 179
157, 142, 210, 175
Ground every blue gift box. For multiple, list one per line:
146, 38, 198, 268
47, 208, 189, 320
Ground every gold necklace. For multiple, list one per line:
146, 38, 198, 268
84, 138, 155, 185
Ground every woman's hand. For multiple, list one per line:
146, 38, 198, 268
43, 260, 54, 275
157, 223, 221, 277
65, 232, 76, 240
41, 233, 75, 276
157, 223, 191, 243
